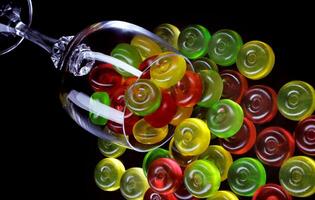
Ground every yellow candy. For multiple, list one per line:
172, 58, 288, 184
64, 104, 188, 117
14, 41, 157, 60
133, 118, 168, 144
150, 52, 187, 89
154, 23, 180, 49
207, 191, 239, 200
199, 145, 233, 181
131, 35, 162, 60
170, 106, 193, 126
174, 118, 210, 156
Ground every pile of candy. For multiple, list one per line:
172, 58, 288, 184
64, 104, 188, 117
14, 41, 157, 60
90, 23, 315, 199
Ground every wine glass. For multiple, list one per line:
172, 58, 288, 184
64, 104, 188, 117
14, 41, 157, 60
0, 0, 192, 151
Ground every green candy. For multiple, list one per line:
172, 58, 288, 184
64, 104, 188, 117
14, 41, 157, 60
184, 160, 221, 198
98, 138, 126, 158
142, 148, 169, 176
178, 25, 211, 59
206, 99, 243, 138
94, 158, 125, 191
111, 43, 142, 77
193, 57, 219, 72
228, 157, 266, 196
208, 29, 243, 66
277, 81, 315, 121
197, 70, 223, 108
89, 92, 110, 125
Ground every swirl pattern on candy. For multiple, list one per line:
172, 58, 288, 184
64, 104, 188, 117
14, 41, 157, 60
98, 138, 126, 158
294, 115, 315, 156
154, 23, 180, 49
252, 183, 292, 200
208, 29, 243, 66
131, 35, 162, 60
169, 138, 198, 167
142, 148, 169, 176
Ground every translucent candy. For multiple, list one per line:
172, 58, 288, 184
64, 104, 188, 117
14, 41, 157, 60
89, 92, 110, 125
295, 115, 315, 156
253, 184, 292, 200
207, 191, 239, 200
170, 106, 193, 126
154, 23, 180, 49
142, 148, 169, 176
98, 138, 126, 158
193, 57, 218, 72
131, 35, 162, 60
133, 119, 168, 145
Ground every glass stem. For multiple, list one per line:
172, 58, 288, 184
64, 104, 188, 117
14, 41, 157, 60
14, 21, 57, 54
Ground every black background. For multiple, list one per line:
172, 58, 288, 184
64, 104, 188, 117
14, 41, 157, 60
1, 0, 314, 199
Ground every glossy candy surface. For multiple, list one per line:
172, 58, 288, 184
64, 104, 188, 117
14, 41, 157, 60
193, 57, 218, 72
131, 35, 162, 60
170, 106, 193, 126
125, 79, 161, 116
133, 119, 168, 144
197, 70, 223, 108
207, 191, 239, 200
208, 29, 243, 66
142, 148, 169, 176
169, 138, 198, 167
174, 118, 210, 156
252, 183, 292, 200
228, 157, 266, 196
144, 90, 177, 128
220, 118, 256, 155
154, 23, 180, 49
98, 138, 126, 158
178, 25, 211, 59
111, 43, 142, 77
277, 81, 315, 121
184, 160, 221, 198
95, 158, 125, 191
171, 71, 203, 107
120, 167, 149, 200
295, 115, 315, 156
147, 158, 183, 194
150, 52, 187, 89
144, 188, 178, 200
241, 85, 277, 124
255, 126, 295, 167
279, 156, 315, 197
236, 40, 275, 80
220, 70, 248, 103
199, 145, 233, 181
89, 92, 110, 125
206, 99, 244, 138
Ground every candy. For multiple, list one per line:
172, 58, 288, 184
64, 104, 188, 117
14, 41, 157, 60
279, 156, 315, 197
206, 99, 244, 138
220, 70, 248, 103
228, 157, 266, 196
199, 145, 233, 181
236, 40, 275, 80
124, 109, 141, 135
192, 57, 218, 72
98, 138, 126, 158
174, 118, 210, 156
147, 158, 183, 194
89, 92, 110, 125
154, 23, 180, 49
144, 90, 177, 128
144, 188, 177, 200
178, 25, 211, 59
150, 52, 186, 89
277, 80, 315, 121
197, 70, 223, 108
142, 148, 170, 176
208, 29, 243, 66
255, 126, 295, 167
111, 43, 142, 77
131, 35, 162, 60
132, 119, 168, 145
171, 71, 203, 107
207, 191, 239, 200
252, 184, 292, 200
294, 115, 315, 156
184, 160, 221, 198
125, 79, 161, 116
94, 158, 125, 191
120, 167, 149, 200
170, 106, 193, 126
220, 117, 256, 155
241, 85, 278, 124
169, 138, 198, 167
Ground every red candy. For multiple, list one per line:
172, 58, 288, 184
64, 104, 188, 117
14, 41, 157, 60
139, 55, 158, 79
171, 71, 202, 107
107, 87, 126, 133
220, 117, 256, 155
88, 63, 122, 95
241, 85, 277, 124
123, 109, 141, 135
255, 126, 295, 167
253, 183, 292, 200
147, 158, 183, 195
144, 91, 177, 128
294, 115, 315, 156
144, 188, 178, 200
220, 69, 248, 103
